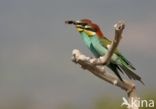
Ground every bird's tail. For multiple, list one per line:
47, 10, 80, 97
108, 63, 123, 82
119, 63, 144, 85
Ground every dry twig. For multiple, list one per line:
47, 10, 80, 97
71, 21, 139, 109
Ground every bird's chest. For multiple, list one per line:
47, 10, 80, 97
89, 43, 101, 57
90, 36, 108, 56
80, 33, 100, 57
80, 32, 91, 48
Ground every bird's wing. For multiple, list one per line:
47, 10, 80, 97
115, 51, 136, 70
99, 37, 136, 70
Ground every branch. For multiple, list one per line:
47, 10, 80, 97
71, 21, 139, 109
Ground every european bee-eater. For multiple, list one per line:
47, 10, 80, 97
65, 19, 144, 84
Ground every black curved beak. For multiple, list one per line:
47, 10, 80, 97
65, 20, 87, 26
65, 20, 76, 25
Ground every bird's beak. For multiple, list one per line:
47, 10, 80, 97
65, 20, 77, 25
65, 20, 86, 32
65, 20, 86, 26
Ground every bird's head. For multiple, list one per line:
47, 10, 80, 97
83, 22, 104, 37
65, 19, 104, 38
65, 19, 92, 32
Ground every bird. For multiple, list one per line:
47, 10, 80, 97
65, 19, 144, 84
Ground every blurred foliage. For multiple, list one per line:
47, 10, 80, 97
140, 92, 156, 109
58, 92, 156, 109
0, 92, 155, 109
94, 96, 125, 109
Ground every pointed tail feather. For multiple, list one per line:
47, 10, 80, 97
108, 63, 123, 82
117, 52, 136, 70
116, 65, 124, 75
120, 65, 144, 85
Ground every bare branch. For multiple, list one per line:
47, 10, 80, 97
72, 49, 134, 91
71, 21, 139, 109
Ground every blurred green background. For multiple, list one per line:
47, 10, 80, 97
0, 0, 156, 109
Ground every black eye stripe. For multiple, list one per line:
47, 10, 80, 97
76, 23, 96, 32
76, 22, 87, 26
84, 27, 96, 32
76, 26, 95, 33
